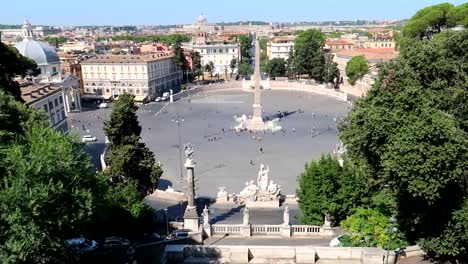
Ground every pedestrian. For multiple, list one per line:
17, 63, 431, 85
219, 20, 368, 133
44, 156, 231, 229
260, 147, 263, 153
250, 160, 254, 165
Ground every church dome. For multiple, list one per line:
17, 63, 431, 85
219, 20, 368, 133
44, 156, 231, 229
197, 14, 207, 24
15, 39, 60, 66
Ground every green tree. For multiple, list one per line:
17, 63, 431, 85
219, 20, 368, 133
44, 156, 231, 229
341, 208, 408, 249
173, 42, 186, 71
420, 201, 468, 262
0, 111, 100, 263
0, 42, 39, 101
297, 154, 342, 225
268, 58, 287, 78
204, 61, 214, 78
402, 3, 455, 40
103, 93, 141, 147
103, 93, 163, 195
237, 62, 253, 77
105, 143, 163, 194
345, 55, 368, 85
292, 29, 326, 81
191, 51, 202, 80
447, 3, 468, 27
43, 36, 67, 45
238, 34, 252, 63
339, 28, 468, 261
229, 58, 237, 77
323, 53, 340, 84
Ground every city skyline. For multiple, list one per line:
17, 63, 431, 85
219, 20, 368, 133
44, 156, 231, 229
2, 0, 466, 26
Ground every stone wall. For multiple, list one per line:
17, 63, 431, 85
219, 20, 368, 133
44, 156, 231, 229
162, 245, 397, 264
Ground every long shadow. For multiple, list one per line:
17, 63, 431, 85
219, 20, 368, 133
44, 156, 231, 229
209, 205, 244, 224
157, 179, 173, 191
263, 110, 297, 121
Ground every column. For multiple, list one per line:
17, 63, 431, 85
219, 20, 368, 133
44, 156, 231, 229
183, 143, 199, 232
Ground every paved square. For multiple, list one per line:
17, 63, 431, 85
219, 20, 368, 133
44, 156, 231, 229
70, 89, 350, 197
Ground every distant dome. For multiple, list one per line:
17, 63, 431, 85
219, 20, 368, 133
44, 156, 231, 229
15, 39, 60, 66
197, 14, 207, 24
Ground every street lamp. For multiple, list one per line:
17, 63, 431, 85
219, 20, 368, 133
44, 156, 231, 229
171, 116, 184, 183
164, 208, 169, 237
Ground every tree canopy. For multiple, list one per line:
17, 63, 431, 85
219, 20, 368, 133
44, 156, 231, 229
291, 29, 326, 81
191, 51, 202, 79
110, 34, 191, 46
402, 3, 466, 40
237, 34, 252, 63
103, 93, 162, 195
268, 58, 287, 78
238, 62, 253, 77
345, 55, 369, 86
0, 99, 100, 263
339, 27, 468, 261
0, 42, 39, 101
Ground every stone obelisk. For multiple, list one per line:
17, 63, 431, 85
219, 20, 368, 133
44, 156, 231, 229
251, 38, 264, 127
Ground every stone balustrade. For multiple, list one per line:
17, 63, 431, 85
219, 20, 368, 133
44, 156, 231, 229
211, 224, 242, 235
209, 223, 337, 238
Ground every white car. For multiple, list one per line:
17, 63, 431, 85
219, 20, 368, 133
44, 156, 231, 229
98, 103, 109, 109
81, 135, 97, 142
155, 97, 162, 102
65, 238, 98, 254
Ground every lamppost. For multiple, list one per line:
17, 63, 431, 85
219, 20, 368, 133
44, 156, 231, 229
171, 116, 184, 183
385, 217, 398, 264
164, 208, 169, 237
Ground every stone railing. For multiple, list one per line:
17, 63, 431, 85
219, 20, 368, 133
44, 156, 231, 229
291, 225, 321, 236
211, 224, 243, 235
251, 224, 282, 235
207, 223, 338, 238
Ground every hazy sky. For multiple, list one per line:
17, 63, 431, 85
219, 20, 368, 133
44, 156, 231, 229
3, 0, 466, 26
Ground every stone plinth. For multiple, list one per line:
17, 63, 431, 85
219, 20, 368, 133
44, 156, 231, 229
184, 206, 199, 232
281, 225, 291, 238
240, 225, 251, 237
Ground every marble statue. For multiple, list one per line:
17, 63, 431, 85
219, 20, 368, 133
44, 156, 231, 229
323, 214, 331, 228
203, 205, 210, 225
267, 180, 282, 197
184, 142, 195, 166
243, 207, 250, 225
257, 164, 270, 192
240, 181, 258, 201
283, 206, 290, 225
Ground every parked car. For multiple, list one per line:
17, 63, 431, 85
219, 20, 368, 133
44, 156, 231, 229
65, 238, 99, 255
98, 102, 109, 109
102, 236, 135, 256
155, 97, 162, 102
81, 135, 97, 142
138, 232, 165, 245
169, 229, 190, 240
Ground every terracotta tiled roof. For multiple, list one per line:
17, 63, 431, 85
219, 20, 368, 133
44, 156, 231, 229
326, 40, 353, 45
82, 54, 173, 64
335, 48, 399, 61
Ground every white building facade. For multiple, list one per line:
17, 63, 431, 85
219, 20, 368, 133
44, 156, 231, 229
81, 54, 182, 101
267, 36, 295, 60
21, 84, 68, 133
188, 43, 241, 75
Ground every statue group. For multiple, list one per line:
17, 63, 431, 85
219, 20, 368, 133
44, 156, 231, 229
238, 164, 282, 203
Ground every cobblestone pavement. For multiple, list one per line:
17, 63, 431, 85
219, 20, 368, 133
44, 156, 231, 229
70, 89, 350, 197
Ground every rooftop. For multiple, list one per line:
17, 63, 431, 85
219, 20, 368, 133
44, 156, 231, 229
326, 39, 354, 45
335, 48, 398, 61
21, 83, 63, 104
82, 53, 173, 64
